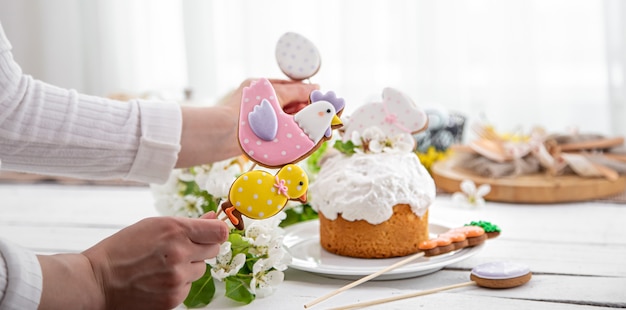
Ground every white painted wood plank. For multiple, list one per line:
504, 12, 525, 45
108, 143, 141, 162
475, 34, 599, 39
448, 238, 626, 277
190, 269, 624, 310
431, 195, 626, 245
284, 269, 626, 306
0, 225, 121, 253
3, 184, 625, 244
0, 184, 160, 225
6, 221, 623, 278
2, 184, 626, 309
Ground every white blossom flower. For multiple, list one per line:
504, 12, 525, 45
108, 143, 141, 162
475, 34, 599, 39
361, 126, 385, 141
201, 157, 252, 199
177, 169, 196, 182
206, 242, 246, 281
243, 213, 287, 256
151, 170, 205, 217
267, 245, 291, 272
357, 127, 415, 154
250, 256, 285, 298
190, 164, 211, 189
452, 180, 491, 207
361, 127, 386, 153
386, 133, 415, 153
349, 130, 363, 147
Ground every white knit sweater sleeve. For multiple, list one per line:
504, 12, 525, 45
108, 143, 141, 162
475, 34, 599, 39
0, 238, 42, 310
0, 22, 181, 184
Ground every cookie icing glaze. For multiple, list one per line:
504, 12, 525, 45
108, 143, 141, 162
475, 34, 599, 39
294, 100, 339, 143
275, 32, 321, 81
471, 261, 531, 280
309, 152, 436, 225
238, 78, 343, 168
222, 164, 308, 230
342, 88, 429, 145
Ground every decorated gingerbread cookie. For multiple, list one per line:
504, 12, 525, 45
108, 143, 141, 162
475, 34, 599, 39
275, 32, 321, 81
221, 164, 309, 230
470, 261, 532, 289
466, 220, 501, 239
418, 221, 500, 257
342, 87, 429, 147
238, 78, 344, 168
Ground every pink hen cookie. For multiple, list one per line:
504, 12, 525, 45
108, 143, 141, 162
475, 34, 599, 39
238, 78, 343, 168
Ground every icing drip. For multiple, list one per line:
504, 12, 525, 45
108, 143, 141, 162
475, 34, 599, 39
309, 152, 435, 224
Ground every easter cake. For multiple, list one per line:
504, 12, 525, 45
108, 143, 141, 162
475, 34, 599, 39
309, 88, 436, 258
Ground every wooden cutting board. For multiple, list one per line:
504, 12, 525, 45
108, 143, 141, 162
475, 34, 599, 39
431, 159, 626, 203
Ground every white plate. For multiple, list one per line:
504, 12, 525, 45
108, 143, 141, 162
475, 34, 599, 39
283, 221, 484, 280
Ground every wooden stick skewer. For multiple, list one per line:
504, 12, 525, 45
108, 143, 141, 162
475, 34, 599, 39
328, 261, 533, 310
328, 281, 477, 310
303, 252, 425, 309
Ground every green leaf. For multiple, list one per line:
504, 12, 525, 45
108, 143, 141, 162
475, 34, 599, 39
244, 254, 257, 272
225, 277, 255, 304
183, 264, 216, 308
181, 180, 198, 196
333, 140, 356, 155
306, 141, 328, 174
199, 191, 219, 214
228, 233, 250, 256
279, 208, 301, 227
280, 203, 319, 228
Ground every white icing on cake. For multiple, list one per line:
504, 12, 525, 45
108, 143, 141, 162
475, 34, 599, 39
309, 152, 436, 225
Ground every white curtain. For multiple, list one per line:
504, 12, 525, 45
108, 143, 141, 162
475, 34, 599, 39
1, 0, 623, 138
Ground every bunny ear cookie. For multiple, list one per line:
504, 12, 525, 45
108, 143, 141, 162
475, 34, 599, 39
275, 32, 321, 81
343, 87, 428, 141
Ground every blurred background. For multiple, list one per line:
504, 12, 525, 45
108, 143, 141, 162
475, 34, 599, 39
1, 0, 625, 138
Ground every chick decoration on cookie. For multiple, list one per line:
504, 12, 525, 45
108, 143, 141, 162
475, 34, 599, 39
221, 164, 309, 230
239, 78, 344, 168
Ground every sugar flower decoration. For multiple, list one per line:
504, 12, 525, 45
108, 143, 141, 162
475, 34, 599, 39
452, 179, 491, 207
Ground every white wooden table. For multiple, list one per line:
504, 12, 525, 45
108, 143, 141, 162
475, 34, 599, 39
1, 183, 625, 309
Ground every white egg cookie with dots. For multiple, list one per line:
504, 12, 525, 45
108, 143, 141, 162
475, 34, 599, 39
275, 32, 321, 81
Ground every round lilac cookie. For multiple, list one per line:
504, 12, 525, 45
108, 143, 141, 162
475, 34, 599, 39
275, 32, 321, 81
470, 261, 532, 289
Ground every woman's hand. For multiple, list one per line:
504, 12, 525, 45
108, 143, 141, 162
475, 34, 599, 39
220, 78, 319, 113
176, 78, 319, 168
38, 212, 229, 310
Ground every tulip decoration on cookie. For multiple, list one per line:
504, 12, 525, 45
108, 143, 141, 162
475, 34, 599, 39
221, 164, 309, 230
239, 78, 344, 168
